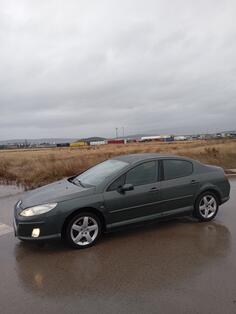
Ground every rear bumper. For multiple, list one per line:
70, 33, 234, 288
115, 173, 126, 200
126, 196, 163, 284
221, 196, 230, 204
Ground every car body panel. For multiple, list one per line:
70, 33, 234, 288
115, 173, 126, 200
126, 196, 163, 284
159, 175, 200, 213
104, 181, 162, 224
106, 206, 193, 230
20, 179, 96, 208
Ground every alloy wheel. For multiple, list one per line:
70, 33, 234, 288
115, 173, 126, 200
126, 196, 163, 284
70, 216, 99, 246
199, 195, 217, 219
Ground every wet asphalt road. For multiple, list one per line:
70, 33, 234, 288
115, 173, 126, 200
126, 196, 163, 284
0, 180, 236, 314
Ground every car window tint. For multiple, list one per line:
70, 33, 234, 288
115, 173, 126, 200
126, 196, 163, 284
163, 160, 193, 180
125, 161, 157, 186
107, 175, 125, 192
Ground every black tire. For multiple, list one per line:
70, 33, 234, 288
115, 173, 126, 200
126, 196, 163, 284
65, 212, 102, 249
194, 191, 219, 222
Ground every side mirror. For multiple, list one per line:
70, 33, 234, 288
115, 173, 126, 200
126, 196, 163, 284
118, 183, 134, 193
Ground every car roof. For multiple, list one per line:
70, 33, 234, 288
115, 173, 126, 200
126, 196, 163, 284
113, 153, 193, 164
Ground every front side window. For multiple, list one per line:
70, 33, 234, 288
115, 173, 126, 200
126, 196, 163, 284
125, 161, 157, 186
107, 175, 125, 191
76, 159, 128, 186
163, 159, 193, 180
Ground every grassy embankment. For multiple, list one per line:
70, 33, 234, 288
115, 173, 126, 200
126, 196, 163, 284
0, 139, 235, 190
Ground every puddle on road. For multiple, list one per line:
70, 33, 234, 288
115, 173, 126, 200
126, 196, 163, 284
0, 184, 24, 198
0, 185, 24, 226
0, 223, 13, 236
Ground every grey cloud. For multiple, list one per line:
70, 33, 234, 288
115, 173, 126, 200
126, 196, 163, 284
0, 0, 236, 140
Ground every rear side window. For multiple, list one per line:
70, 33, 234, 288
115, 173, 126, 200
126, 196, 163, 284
125, 161, 157, 186
163, 159, 193, 180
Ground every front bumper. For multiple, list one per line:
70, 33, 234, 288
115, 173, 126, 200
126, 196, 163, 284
14, 204, 62, 241
13, 217, 61, 241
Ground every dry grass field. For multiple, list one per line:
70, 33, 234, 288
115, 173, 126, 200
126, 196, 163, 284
0, 139, 235, 190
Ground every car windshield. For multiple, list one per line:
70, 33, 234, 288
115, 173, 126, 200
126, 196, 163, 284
74, 159, 129, 186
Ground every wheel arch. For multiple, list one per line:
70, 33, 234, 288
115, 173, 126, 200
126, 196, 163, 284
61, 207, 106, 239
194, 187, 222, 206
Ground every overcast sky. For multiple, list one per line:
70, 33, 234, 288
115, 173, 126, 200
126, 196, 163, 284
0, 0, 235, 140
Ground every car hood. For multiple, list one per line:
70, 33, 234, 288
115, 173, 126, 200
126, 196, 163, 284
20, 179, 95, 208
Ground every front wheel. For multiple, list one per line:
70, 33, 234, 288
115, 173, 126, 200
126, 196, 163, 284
66, 212, 102, 249
194, 192, 219, 222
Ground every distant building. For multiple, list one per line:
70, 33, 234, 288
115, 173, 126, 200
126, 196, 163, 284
56, 143, 70, 147
174, 136, 187, 141
126, 139, 138, 143
225, 132, 236, 138
140, 135, 161, 142
107, 139, 126, 144
140, 135, 174, 142
89, 140, 107, 146
70, 141, 89, 148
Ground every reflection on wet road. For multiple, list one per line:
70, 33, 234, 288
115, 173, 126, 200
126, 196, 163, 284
0, 181, 236, 313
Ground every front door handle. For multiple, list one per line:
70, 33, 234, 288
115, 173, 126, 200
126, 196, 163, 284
191, 179, 199, 184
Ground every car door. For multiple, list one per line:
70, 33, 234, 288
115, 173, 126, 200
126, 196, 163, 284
160, 159, 200, 213
104, 160, 162, 225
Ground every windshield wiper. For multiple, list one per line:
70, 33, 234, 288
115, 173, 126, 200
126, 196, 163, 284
77, 179, 85, 187
72, 178, 85, 187
68, 177, 81, 186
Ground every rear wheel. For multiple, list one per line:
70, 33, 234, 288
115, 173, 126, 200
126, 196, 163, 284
66, 212, 102, 249
194, 192, 219, 221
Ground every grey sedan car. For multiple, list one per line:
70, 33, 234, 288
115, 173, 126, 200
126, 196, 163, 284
14, 153, 230, 249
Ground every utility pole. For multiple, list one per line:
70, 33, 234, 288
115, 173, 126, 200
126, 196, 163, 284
122, 127, 125, 138
115, 128, 118, 138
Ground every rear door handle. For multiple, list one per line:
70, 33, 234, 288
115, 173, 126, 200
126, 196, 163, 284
191, 180, 199, 184
149, 187, 159, 192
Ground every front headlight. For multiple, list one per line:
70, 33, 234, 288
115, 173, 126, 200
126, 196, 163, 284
20, 203, 57, 217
